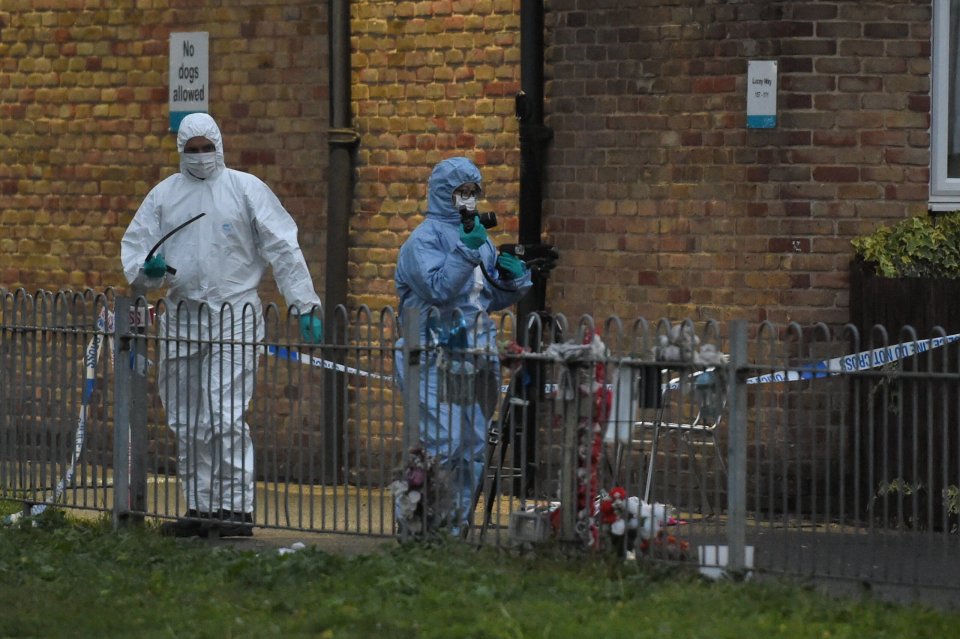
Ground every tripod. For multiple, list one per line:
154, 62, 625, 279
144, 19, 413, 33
466, 365, 535, 542
464, 316, 559, 542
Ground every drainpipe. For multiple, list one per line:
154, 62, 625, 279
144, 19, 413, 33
516, 0, 552, 323
515, 0, 552, 495
324, 0, 358, 483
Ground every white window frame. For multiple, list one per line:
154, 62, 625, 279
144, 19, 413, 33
931, 0, 960, 210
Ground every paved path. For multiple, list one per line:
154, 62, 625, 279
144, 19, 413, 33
200, 527, 396, 556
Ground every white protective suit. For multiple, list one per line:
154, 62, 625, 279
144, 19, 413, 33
120, 113, 321, 516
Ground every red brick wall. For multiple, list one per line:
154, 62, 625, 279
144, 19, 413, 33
542, 1, 931, 327
0, 2, 329, 309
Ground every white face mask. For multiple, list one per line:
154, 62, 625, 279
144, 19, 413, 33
183, 152, 218, 179
454, 194, 477, 212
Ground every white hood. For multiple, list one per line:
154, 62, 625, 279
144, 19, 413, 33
176, 112, 226, 179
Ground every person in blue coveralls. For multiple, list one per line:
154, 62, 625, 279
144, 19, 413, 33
121, 113, 323, 537
395, 156, 533, 534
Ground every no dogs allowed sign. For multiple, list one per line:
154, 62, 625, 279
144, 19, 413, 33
169, 32, 209, 132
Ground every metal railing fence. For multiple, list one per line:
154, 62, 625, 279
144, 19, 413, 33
1, 288, 958, 599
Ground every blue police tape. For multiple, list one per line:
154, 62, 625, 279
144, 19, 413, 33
267, 345, 395, 382
267, 346, 699, 395
745, 333, 960, 385
270, 332, 960, 394
266, 345, 523, 392
3, 311, 110, 525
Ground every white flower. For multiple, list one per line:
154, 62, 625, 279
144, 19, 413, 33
638, 500, 670, 539
395, 489, 421, 520
389, 479, 409, 497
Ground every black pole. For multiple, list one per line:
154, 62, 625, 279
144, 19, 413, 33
326, 0, 355, 319
515, 0, 552, 495
517, 0, 552, 321
324, 0, 358, 483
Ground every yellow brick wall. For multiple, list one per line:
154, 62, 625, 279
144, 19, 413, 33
0, 2, 329, 310
2, 1, 523, 317
350, 0, 523, 311
3, 1, 934, 331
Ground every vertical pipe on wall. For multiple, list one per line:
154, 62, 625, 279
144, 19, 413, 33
517, 0, 552, 323
324, 0, 358, 482
515, 0, 553, 494
326, 0, 355, 321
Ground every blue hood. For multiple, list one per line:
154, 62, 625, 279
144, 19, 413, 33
395, 155, 532, 352
426, 157, 482, 222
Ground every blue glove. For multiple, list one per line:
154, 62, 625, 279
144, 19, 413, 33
299, 313, 323, 344
497, 253, 526, 280
459, 216, 488, 249
143, 254, 167, 278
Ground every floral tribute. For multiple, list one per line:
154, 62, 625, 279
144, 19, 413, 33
596, 486, 691, 560
575, 330, 613, 547
545, 329, 613, 548
389, 445, 452, 542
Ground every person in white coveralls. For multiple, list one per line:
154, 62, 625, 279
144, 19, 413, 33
121, 113, 323, 537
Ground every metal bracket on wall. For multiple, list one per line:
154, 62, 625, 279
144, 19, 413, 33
328, 128, 360, 148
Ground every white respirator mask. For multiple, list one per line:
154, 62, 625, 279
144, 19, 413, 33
183, 152, 218, 180
454, 194, 477, 212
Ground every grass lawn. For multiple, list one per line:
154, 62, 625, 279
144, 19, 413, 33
0, 505, 957, 638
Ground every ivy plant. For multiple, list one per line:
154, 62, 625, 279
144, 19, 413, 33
852, 212, 960, 278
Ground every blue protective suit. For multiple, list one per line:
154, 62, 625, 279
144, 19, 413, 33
395, 157, 532, 528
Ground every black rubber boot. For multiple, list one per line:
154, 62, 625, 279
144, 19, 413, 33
215, 510, 254, 537
160, 509, 212, 538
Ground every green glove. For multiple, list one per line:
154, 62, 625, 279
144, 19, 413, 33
497, 253, 526, 280
299, 313, 323, 344
459, 216, 488, 249
143, 254, 167, 278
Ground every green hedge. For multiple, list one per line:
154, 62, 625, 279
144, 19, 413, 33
852, 212, 960, 278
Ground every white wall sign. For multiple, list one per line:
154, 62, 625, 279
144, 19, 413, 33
169, 32, 209, 132
747, 60, 777, 129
